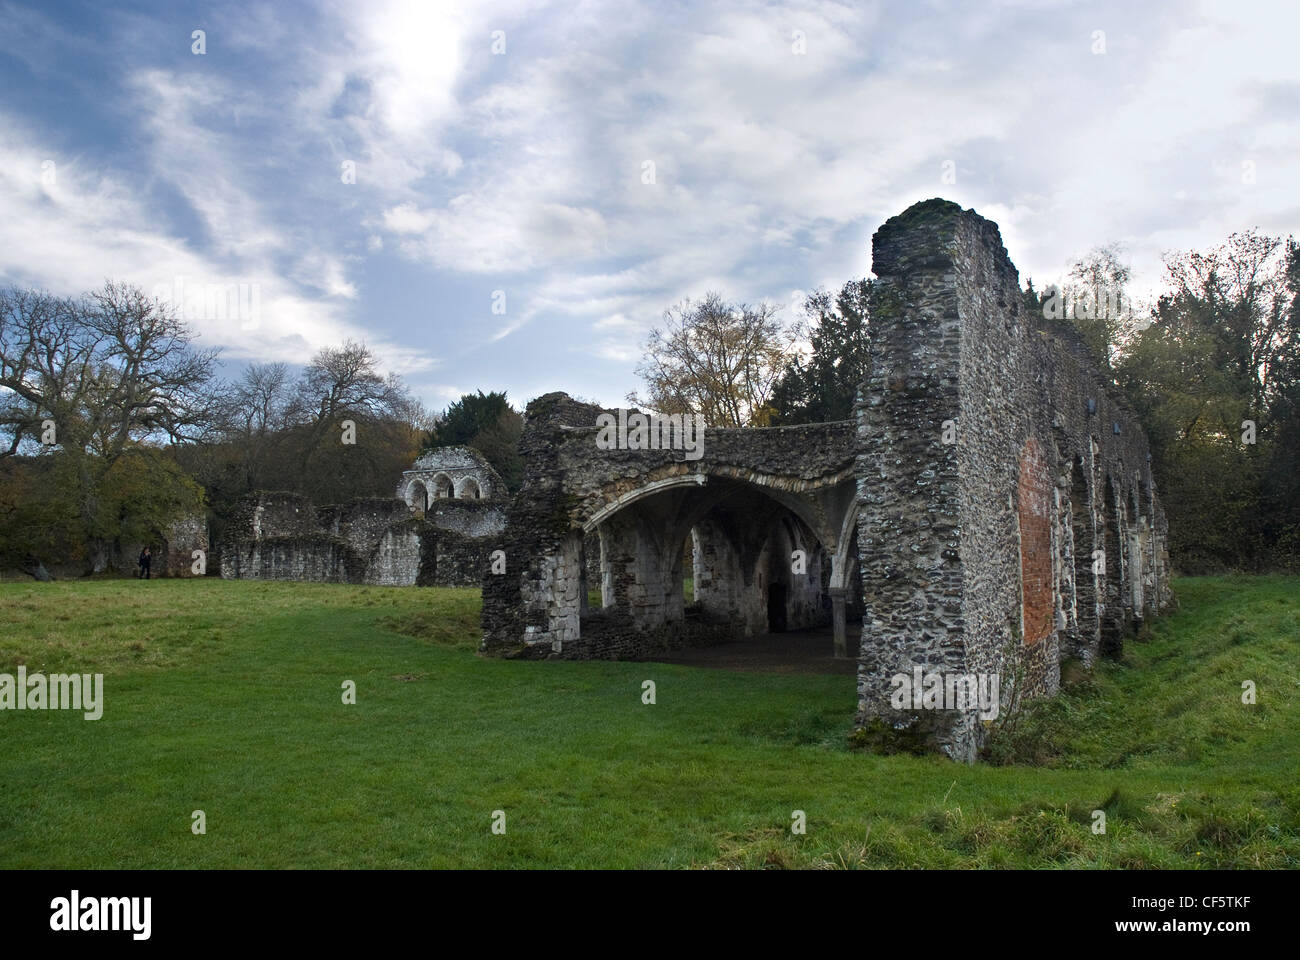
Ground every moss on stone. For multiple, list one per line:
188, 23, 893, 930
850, 712, 950, 756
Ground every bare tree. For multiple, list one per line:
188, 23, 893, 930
224, 362, 292, 434
1051, 243, 1151, 370
629, 291, 795, 427
393, 393, 437, 436
292, 339, 408, 467
82, 280, 221, 458
2, 281, 220, 457
0, 287, 95, 456
218, 362, 295, 490
0, 280, 221, 571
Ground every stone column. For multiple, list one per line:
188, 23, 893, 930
830, 587, 848, 658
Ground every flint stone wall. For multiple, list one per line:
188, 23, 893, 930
93, 512, 210, 578
481, 396, 857, 659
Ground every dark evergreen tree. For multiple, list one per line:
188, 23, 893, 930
770, 279, 872, 424
422, 391, 524, 491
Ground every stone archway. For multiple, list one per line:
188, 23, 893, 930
406, 479, 430, 513
576, 475, 839, 655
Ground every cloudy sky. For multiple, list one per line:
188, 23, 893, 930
1, 0, 1296, 411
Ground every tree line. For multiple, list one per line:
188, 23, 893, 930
5, 221, 1296, 578
0, 281, 522, 576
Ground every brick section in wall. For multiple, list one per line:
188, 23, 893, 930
1018, 438, 1054, 646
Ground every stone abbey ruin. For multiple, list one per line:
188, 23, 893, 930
220, 446, 504, 587
481, 199, 1172, 761
214, 199, 1172, 760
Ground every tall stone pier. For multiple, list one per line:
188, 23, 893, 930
854, 199, 1170, 759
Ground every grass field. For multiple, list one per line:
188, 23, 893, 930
1, 575, 1297, 868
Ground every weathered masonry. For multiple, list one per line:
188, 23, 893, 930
481, 407, 862, 658
220, 447, 505, 587
480, 199, 1171, 761
399, 446, 503, 508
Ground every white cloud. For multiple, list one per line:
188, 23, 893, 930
5, 0, 1300, 411
0, 110, 417, 374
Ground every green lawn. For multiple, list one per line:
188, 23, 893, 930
0, 575, 1297, 868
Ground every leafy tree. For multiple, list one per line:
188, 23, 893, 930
90, 447, 206, 550
1022, 277, 1045, 318
1118, 230, 1299, 571
469, 407, 524, 491
0, 454, 83, 572
423, 390, 511, 449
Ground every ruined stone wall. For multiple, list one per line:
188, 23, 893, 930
419, 527, 500, 587
237, 491, 320, 540
853, 202, 966, 757
425, 500, 507, 538
318, 498, 416, 556
220, 492, 503, 587
480, 395, 857, 659
100, 511, 209, 578
855, 199, 1171, 760
157, 513, 210, 578
221, 537, 361, 584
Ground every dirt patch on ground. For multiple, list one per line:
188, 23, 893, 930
656, 625, 858, 675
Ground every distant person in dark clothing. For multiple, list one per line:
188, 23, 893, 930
138, 547, 152, 580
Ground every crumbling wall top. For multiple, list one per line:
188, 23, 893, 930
871, 198, 1015, 288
